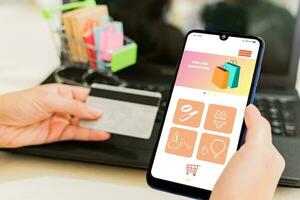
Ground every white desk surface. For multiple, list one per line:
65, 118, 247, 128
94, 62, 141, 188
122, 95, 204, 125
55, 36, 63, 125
0, 3, 300, 200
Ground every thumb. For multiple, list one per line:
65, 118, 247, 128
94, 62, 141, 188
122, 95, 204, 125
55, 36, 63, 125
244, 104, 272, 146
43, 94, 101, 119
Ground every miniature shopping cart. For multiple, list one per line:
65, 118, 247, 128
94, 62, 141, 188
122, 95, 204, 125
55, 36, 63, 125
42, 0, 137, 86
186, 164, 200, 176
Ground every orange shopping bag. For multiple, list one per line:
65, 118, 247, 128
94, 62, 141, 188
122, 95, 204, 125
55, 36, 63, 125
212, 66, 229, 89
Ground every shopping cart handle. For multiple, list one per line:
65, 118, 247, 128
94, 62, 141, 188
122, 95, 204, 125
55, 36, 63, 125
42, 0, 97, 19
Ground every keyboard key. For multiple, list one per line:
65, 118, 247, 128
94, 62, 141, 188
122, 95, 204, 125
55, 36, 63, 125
146, 84, 156, 91
254, 98, 298, 136
285, 123, 296, 131
157, 86, 167, 93
269, 113, 280, 119
132, 83, 143, 90
282, 111, 294, 121
285, 129, 297, 137
161, 102, 167, 108
271, 120, 281, 127
272, 128, 283, 135
269, 107, 279, 114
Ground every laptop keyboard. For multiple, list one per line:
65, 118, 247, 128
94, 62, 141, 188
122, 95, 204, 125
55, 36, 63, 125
254, 98, 298, 137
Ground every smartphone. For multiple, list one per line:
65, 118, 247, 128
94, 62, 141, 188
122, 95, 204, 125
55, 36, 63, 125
147, 30, 265, 199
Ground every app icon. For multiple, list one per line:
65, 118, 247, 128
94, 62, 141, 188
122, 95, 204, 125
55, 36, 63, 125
173, 99, 205, 128
211, 62, 241, 89
185, 163, 200, 181
186, 164, 200, 176
204, 104, 236, 133
165, 127, 197, 157
238, 49, 252, 57
197, 133, 230, 164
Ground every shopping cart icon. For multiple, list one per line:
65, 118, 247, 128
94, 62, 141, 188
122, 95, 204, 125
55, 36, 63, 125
186, 164, 200, 176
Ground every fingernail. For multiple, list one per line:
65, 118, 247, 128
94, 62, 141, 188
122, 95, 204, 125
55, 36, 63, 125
91, 130, 111, 140
246, 104, 261, 115
88, 108, 101, 118
101, 132, 111, 140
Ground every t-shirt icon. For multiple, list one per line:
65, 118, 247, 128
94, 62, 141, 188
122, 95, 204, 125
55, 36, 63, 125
173, 99, 205, 128
204, 104, 236, 133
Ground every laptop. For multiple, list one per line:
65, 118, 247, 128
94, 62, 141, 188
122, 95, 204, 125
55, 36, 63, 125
6, 0, 300, 187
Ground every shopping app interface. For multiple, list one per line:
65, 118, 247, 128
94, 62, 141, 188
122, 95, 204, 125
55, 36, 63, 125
151, 33, 260, 190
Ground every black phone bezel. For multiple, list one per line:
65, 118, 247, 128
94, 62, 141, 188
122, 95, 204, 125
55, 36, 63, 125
146, 29, 265, 199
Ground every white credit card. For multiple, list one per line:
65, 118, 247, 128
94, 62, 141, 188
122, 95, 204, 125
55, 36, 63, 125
80, 83, 161, 139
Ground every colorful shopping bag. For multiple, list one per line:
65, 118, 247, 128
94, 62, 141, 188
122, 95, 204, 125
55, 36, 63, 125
224, 62, 240, 88
82, 18, 99, 69
99, 21, 124, 62
212, 66, 229, 89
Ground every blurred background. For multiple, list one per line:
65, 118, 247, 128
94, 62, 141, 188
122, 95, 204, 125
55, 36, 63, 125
1, 0, 299, 94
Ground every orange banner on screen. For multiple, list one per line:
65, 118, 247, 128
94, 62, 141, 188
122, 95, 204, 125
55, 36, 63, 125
238, 50, 252, 57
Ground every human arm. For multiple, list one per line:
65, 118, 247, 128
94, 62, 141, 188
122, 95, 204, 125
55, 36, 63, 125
0, 84, 110, 148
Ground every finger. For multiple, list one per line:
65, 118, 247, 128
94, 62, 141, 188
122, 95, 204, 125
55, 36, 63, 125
244, 104, 272, 145
43, 94, 101, 119
58, 84, 90, 102
57, 85, 74, 119
245, 104, 261, 117
42, 84, 90, 102
60, 125, 110, 141
70, 117, 80, 125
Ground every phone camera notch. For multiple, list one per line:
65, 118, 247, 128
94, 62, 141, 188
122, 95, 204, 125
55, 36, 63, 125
220, 34, 228, 41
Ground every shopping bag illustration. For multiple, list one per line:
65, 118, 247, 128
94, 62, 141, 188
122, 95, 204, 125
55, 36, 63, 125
224, 62, 240, 88
212, 66, 229, 89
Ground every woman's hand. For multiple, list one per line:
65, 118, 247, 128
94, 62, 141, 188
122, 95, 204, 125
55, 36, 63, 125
0, 84, 110, 148
210, 105, 285, 200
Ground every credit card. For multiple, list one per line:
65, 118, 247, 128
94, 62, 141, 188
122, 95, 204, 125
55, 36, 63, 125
80, 83, 161, 139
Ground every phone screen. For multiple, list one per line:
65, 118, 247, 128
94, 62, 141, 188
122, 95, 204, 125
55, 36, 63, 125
151, 32, 261, 191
